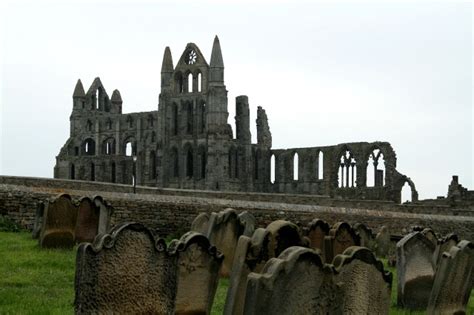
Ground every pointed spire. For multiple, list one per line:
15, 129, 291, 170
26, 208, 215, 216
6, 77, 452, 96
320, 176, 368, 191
73, 79, 85, 98
111, 89, 122, 103
161, 46, 174, 73
210, 35, 224, 68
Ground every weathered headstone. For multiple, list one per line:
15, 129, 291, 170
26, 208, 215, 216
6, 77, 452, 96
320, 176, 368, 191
433, 233, 458, 267
238, 211, 256, 237
191, 212, 210, 235
243, 246, 342, 315
375, 225, 391, 258
225, 220, 305, 315
333, 246, 392, 314
396, 231, 436, 310
40, 194, 77, 248
74, 222, 178, 314
427, 240, 474, 315
75, 197, 99, 243
306, 219, 330, 254
353, 223, 374, 249
93, 195, 113, 235
324, 222, 360, 262
206, 208, 255, 277
421, 228, 437, 247
32, 201, 45, 239
170, 232, 223, 315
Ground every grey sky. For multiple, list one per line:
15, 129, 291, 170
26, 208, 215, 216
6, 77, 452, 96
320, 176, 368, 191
0, 1, 472, 200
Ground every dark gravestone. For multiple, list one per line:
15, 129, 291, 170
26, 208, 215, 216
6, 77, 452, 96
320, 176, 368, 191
306, 219, 330, 257
32, 201, 45, 239
375, 226, 391, 258
225, 220, 304, 315
353, 223, 374, 250
427, 240, 474, 315
75, 197, 99, 243
396, 232, 436, 310
40, 194, 77, 248
243, 246, 342, 315
171, 232, 223, 315
74, 222, 178, 314
324, 222, 360, 262
333, 246, 392, 314
206, 208, 255, 277
191, 212, 210, 235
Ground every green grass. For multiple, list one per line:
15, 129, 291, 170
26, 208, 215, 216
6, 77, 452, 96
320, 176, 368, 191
0, 231, 472, 314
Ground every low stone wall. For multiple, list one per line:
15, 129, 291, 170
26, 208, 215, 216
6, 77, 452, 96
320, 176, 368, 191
1, 180, 473, 241
0, 176, 472, 217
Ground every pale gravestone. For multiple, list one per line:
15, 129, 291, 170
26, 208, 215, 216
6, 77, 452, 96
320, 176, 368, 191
353, 223, 374, 249
93, 195, 113, 236
333, 246, 392, 315
421, 228, 438, 247
225, 220, 305, 315
433, 233, 458, 267
375, 226, 391, 258
191, 212, 210, 235
324, 222, 360, 263
206, 208, 255, 277
171, 232, 223, 315
40, 194, 78, 248
427, 240, 474, 315
306, 219, 330, 256
74, 222, 178, 314
32, 201, 45, 239
243, 246, 343, 315
396, 232, 436, 310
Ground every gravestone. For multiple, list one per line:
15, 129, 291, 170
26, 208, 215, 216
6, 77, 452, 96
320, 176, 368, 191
74, 222, 178, 314
191, 212, 210, 235
238, 211, 256, 236
171, 232, 223, 315
206, 208, 255, 277
324, 222, 360, 262
353, 223, 374, 249
333, 246, 392, 314
243, 246, 342, 315
40, 194, 78, 248
396, 232, 436, 310
433, 233, 458, 267
225, 220, 304, 315
32, 201, 45, 239
75, 197, 99, 243
375, 226, 391, 258
427, 240, 474, 315
93, 196, 113, 235
421, 228, 437, 247
306, 219, 330, 255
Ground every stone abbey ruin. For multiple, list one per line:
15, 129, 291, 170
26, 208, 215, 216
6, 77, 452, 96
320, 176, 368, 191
54, 36, 418, 203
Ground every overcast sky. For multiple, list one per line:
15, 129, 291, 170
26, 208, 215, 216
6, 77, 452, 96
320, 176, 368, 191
0, 1, 472, 200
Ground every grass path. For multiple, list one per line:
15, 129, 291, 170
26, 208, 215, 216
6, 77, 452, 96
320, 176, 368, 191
0, 231, 472, 314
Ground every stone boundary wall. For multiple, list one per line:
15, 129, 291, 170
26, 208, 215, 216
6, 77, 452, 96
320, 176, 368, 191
1, 182, 473, 241
0, 176, 472, 217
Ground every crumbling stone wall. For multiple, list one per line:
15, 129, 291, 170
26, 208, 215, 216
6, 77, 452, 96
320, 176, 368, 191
54, 36, 415, 203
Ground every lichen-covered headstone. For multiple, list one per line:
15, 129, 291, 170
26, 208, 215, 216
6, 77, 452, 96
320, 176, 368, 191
32, 201, 45, 239
225, 220, 304, 315
375, 226, 391, 258
353, 223, 374, 249
243, 246, 342, 315
170, 232, 223, 315
206, 208, 255, 277
324, 222, 360, 262
191, 212, 210, 235
333, 246, 392, 314
306, 219, 330, 255
40, 194, 77, 248
427, 240, 474, 315
396, 232, 436, 310
74, 222, 178, 314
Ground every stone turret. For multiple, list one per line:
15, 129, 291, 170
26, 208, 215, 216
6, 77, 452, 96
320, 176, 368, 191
209, 35, 224, 84
110, 89, 123, 114
236, 95, 251, 144
257, 106, 272, 148
72, 79, 86, 111
161, 47, 174, 89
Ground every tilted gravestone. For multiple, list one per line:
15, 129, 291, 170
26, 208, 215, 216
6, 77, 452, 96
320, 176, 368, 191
243, 246, 343, 315
375, 226, 391, 258
433, 233, 458, 267
191, 212, 210, 235
40, 194, 78, 248
32, 201, 45, 239
421, 228, 438, 248
225, 220, 305, 315
333, 246, 392, 315
427, 240, 474, 315
324, 222, 360, 262
74, 222, 178, 314
170, 232, 223, 315
353, 223, 374, 250
306, 219, 330, 255
396, 231, 436, 310
206, 208, 255, 277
